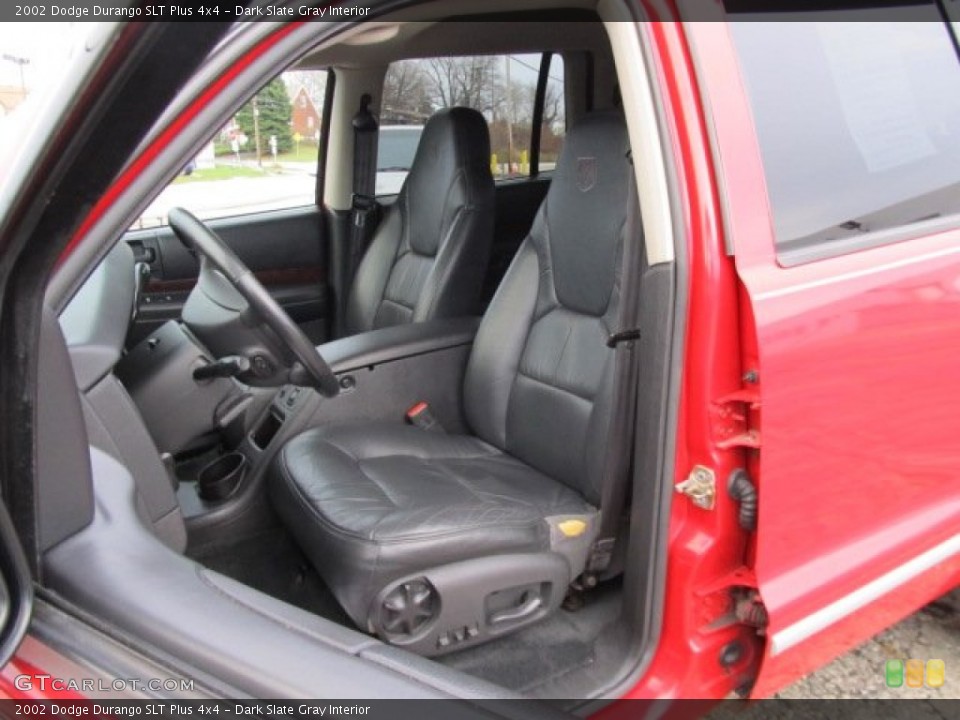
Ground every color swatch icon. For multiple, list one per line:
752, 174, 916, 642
927, 659, 945, 688
885, 659, 903, 687
887, 658, 946, 688
906, 659, 925, 687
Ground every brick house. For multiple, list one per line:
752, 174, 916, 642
291, 87, 321, 140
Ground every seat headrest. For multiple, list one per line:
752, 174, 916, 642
543, 111, 632, 316
415, 106, 491, 170
401, 107, 492, 256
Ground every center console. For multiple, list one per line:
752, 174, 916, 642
181, 316, 482, 546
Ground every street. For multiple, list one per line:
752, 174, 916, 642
707, 592, 960, 720
136, 162, 317, 228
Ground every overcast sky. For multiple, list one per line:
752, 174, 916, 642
0, 23, 554, 93
0, 23, 86, 92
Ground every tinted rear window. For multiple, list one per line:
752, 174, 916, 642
728, 6, 960, 254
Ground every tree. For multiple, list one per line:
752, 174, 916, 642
236, 78, 294, 156
541, 80, 564, 131
422, 56, 499, 114
382, 61, 432, 123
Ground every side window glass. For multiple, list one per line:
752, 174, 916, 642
133, 68, 328, 229
728, 6, 960, 255
539, 53, 566, 173
378, 53, 565, 194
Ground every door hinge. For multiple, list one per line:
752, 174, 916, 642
676, 465, 717, 510
712, 387, 762, 450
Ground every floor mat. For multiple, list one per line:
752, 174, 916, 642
193, 528, 624, 698
189, 528, 353, 628
438, 579, 623, 696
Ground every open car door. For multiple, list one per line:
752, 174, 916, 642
689, 15, 960, 697
0, 503, 32, 678
0, 19, 237, 698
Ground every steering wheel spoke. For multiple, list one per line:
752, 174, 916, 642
168, 207, 340, 397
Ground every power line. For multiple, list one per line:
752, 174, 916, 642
2, 54, 29, 92
507, 55, 563, 85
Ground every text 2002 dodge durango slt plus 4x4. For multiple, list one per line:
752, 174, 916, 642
0, 1, 958, 714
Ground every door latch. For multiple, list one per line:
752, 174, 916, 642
676, 465, 717, 510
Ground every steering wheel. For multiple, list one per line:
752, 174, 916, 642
168, 207, 340, 397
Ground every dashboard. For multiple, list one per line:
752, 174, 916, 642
59, 242, 137, 392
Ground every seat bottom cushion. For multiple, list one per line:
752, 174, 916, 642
269, 422, 595, 628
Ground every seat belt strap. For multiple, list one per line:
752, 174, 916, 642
587, 163, 644, 578
348, 94, 380, 290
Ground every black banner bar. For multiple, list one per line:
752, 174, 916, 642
0, 700, 958, 720
0, 0, 956, 23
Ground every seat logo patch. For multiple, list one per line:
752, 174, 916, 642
576, 157, 597, 192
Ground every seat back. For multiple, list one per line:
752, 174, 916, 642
345, 107, 495, 335
463, 112, 634, 506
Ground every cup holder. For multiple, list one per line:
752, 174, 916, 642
197, 452, 247, 502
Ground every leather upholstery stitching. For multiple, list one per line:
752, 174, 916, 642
514, 368, 597, 404
416, 203, 468, 320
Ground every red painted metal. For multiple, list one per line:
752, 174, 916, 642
598, 18, 761, 708
5, 20, 302, 699
687, 21, 960, 698
46, 16, 760, 707
16, 8, 960, 708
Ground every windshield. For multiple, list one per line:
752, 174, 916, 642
0, 23, 90, 185
377, 127, 423, 171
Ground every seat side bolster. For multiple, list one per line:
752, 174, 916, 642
462, 240, 541, 448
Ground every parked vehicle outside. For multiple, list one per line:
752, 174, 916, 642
375, 125, 423, 195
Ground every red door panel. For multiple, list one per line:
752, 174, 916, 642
688, 21, 960, 696
745, 233, 960, 695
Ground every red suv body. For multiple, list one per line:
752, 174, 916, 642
0, 7, 958, 709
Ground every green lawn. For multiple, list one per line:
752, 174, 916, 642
173, 165, 267, 183
173, 162, 290, 183
176, 144, 318, 183
210, 144, 318, 165
276, 145, 319, 163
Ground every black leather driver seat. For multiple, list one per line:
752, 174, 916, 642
344, 107, 495, 335
271, 113, 636, 655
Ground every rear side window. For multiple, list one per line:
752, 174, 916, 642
728, 6, 960, 258
378, 53, 566, 195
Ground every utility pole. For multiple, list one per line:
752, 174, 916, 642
504, 55, 514, 175
3, 54, 29, 93
252, 95, 262, 168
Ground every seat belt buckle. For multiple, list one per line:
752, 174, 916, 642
406, 402, 445, 433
